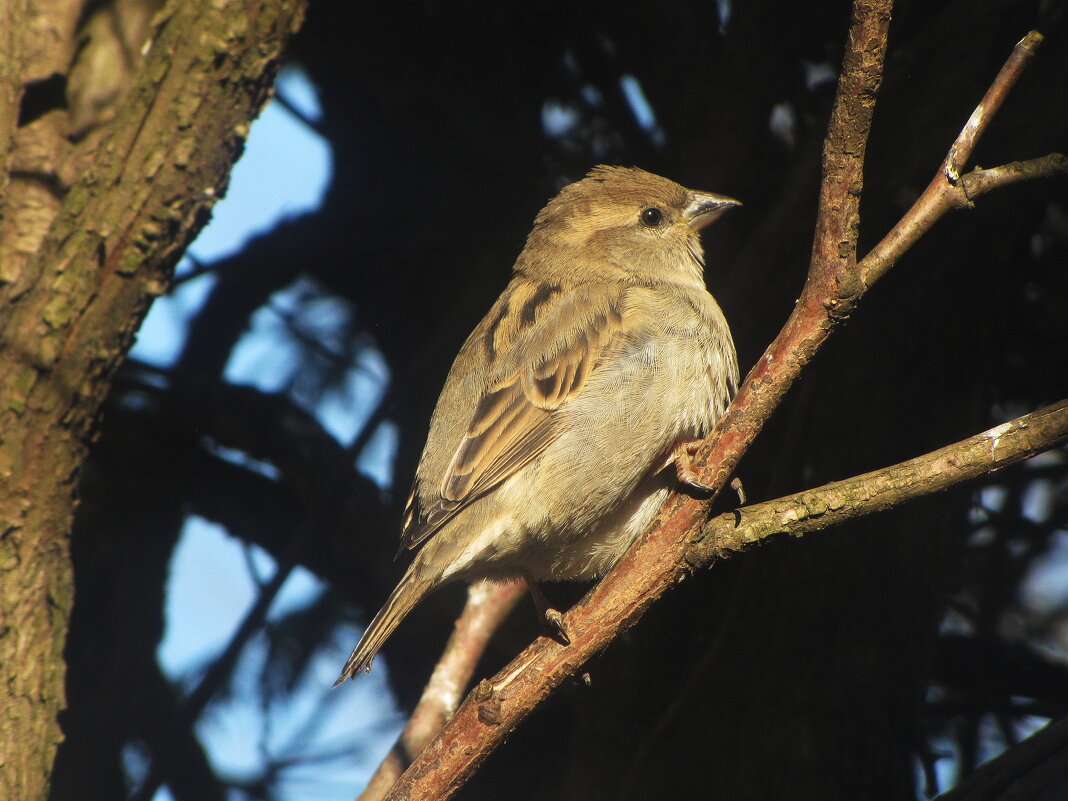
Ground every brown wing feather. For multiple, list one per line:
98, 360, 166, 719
399, 299, 623, 552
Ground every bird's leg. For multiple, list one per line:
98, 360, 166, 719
671, 439, 747, 504
523, 573, 570, 645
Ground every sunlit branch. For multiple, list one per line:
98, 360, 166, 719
859, 31, 1054, 287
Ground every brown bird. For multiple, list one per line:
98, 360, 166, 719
335, 166, 740, 684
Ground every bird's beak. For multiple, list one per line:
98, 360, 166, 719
684, 192, 741, 231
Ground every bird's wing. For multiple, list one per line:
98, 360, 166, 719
399, 286, 626, 552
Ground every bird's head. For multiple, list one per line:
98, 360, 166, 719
523, 165, 740, 287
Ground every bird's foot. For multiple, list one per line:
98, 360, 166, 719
672, 439, 714, 493
524, 574, 571, 645
672, 441, 747, 506
542, 607, 571, 645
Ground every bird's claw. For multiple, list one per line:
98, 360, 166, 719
673, 441, 747, 505
524, 574, 571, 645
543, 607, 571, 645
673, 440, 714, 494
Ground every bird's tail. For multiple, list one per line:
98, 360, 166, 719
334, 567, 434, 686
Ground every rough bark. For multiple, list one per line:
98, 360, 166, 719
0, 2, 306, 798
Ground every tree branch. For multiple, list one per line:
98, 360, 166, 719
690, 400, 1068, 563
959, 155, 1068, 204
943, 31, 1044, 185
375, 9, 1066, 801
358, 581, 525, 801
384, 398, 1065, 801
859, 31, 1054, 287
379, 2, 895, 798
936, 714, 1068, 801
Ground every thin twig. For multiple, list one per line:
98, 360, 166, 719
859, 31, 1049, 287
960, 154, 1068, 203
272, 85, 327, 138
944, 31, 1044, 184
691, 400, 1068, 562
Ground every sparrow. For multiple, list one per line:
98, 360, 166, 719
336, 165, 740, 684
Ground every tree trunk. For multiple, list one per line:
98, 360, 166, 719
0, 2, 305, 797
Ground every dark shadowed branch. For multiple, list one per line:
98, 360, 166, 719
935, 714, 1068, 801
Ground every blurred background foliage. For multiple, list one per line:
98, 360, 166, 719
49, 1, 1068, 799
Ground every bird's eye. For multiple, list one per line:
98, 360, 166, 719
640, 207, 663, 227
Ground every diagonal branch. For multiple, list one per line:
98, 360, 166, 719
690, 400, 1068, 564
380, 399, 1068, 801
943, 31, 1045, 185
380, 2, 895, 798
381, 396, 1066, 800
859, 31, 1060, 287
935, 713, 1068, 801
376, 11, 1065, 801
358, 580, 524, 801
